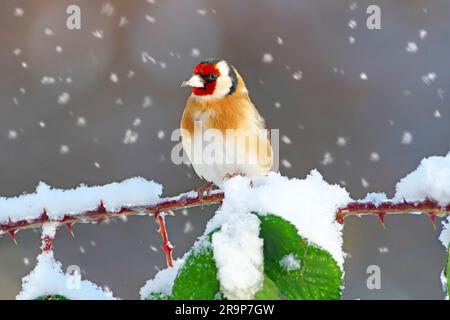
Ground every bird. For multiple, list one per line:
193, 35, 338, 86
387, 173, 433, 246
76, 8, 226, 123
180, 59, 273, 195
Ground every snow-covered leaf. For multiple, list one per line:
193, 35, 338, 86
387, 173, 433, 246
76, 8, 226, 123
258, 214, 343, 300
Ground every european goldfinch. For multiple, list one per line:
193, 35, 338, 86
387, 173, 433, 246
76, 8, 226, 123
181, 59, 273, 190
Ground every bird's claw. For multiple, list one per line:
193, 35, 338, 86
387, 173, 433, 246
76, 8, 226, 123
197, 182, 214, 202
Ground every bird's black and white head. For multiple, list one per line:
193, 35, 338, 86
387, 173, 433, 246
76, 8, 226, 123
182, 59, 238, 100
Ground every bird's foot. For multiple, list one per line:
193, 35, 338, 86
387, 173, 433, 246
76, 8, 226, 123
196, 181, 215, 201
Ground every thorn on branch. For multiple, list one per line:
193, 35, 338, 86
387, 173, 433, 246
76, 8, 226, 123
336, 214, 345, 225
9, 230, 17, 245
377, 213, 386, 228
427, 212, 437, 230
65, 223, 75, 237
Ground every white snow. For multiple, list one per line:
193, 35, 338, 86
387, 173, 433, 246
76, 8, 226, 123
440, 216, 450, 249
17, 251, 114, 300
199, 171, 350, 300
280, 254, 301, 272
360, 192, 388, 206
0, 177, 162, 225
394, 152, 450, 207
211, 211, 264, 300
209, 172, 350, 268
139, 259, 184, 299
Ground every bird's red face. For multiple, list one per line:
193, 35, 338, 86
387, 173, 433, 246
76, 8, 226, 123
182, 59, 237, 99
191, 63, 221, 96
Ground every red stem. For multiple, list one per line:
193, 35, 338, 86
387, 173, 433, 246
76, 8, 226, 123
155, 213, 173, 267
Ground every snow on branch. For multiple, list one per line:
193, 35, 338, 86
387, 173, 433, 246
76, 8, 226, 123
1, 156, 450, 241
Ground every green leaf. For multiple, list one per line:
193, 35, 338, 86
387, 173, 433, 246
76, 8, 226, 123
258, 214, 343, 300
172, 246, 220, 300
254, 274, 281, 300
35, 295, 69, 300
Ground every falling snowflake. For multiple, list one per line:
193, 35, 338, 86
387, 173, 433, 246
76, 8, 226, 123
92, 30, 104, 39
44, 28, 54, 36
133, 118, 142, 127
369, 152, 380, 162
76, 117, 87, 127
196, 9, 207, 15
191, 48, 201, 58
361, 178, 369, 189
8, 130, 18, 140
59, 145, 70, 154
276, 36, 284, 45
420, 29, 427, 39
183, 221, 194, 234
57, 92, 71, 105
321, 152, 334, 166
145, 15, 156, 23
123, 130, 139, 144
434, 110, 441, 118
337, 137, 347, 146
422, 72, 436, 85
262, 53, 274, 64
281, 135, 292, 145
360, 73, 368, 80
292, 70, 303, 80
141, 52, 156, 64
142, 96, 153, 108
348, 20, 357, 29
14, 7, 24, 17
41, 76, 55, 84
110, 73, 119, 83
39, 122, 46, 128
281, 159, 292, 168
94, 162, 101, 168
378, 247, 389, 254
100, 3, 115, 16
401, 131, 413, 145
349, 36, 355, 44
274, 102, 282, 109
119, 16, 128, 27
157, 130, 165, 140
406, 42, 418, 53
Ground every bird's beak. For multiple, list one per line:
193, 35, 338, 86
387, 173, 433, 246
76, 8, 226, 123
181, 74, 205, 88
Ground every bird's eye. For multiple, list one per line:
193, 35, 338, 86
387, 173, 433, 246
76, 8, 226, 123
206, 74, 218, 82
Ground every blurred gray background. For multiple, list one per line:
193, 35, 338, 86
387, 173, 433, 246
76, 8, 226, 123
0, 0, 449, 299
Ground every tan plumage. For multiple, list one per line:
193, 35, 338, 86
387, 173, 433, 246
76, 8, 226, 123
181, 60, 272, 188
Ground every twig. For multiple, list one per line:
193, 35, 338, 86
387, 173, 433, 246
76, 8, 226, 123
1, 191, 450, 240
154, 212, 174, 267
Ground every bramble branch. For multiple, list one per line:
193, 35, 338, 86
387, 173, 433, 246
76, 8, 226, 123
1, 191, 450, 242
